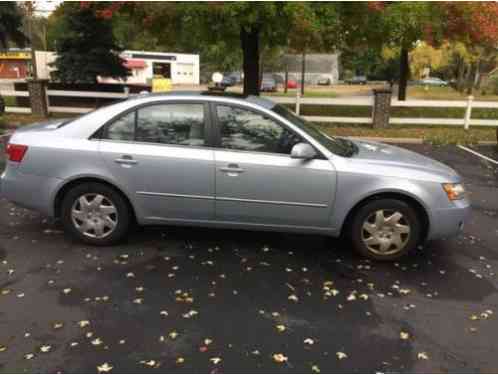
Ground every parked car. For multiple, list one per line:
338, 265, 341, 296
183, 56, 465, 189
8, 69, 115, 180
226, 71, 243, 84
317, 76, 331, 86
0, 92, 469, 260
260, 77, 278, 92
417, 77, 448, 87
286, 79, 298, 89
345, 76, 367, 85
220, 75, 237, 87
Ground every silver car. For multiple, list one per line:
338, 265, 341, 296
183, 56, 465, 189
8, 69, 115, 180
0, 92, 470, 260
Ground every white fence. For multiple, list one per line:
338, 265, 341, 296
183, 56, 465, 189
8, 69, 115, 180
1, 88, 498, 128
270, 94, 498, 128
0, 88, 131, 115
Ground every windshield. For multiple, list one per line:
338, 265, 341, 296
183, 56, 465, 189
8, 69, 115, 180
271, 104, 357, 157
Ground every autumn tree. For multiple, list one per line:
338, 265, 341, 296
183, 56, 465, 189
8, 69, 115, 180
119, 3, 342, 96
364, 2, 441, 100
438, 2, 498, 94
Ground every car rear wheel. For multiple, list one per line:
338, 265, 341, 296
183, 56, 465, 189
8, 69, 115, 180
61, 183, 131, 246
350, 199, 421, 261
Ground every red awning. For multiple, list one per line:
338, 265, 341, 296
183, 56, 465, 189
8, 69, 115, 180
124, 59, 146, 69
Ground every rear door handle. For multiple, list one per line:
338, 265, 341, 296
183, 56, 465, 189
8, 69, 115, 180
114, 155, 138, 165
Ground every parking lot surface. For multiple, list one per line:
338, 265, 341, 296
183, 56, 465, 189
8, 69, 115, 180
1, 143, 498, 373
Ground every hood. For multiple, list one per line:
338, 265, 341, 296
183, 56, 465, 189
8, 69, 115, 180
348, 139, 459, 180
13, 118, 73, 134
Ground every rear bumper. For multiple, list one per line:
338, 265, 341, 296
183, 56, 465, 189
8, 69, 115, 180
0, 165, 61, 217
427, 198, 471, 240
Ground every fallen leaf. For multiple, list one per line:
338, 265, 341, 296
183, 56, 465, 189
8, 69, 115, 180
288, 294, 299, 302
276, 324, 286, 332
62, 288, 72, 294
39, 345, 52, 353
78, 320, 90, 328
304, 338, 314, 345
400, 331, 410, 340
0, 345, 6, 352
204, 338, 213, 345
273, 353, 288, 363
336, 352, 348, 360
312, 364, 321, 373
97, 363, 113, 373
24, 353, 35, 360
176, 357, 185, 364
210, 357, 222, 365
141, 360, 159, 368
169, 331, 178, 339
91, 338, 103, 346
417, 352, 429, 360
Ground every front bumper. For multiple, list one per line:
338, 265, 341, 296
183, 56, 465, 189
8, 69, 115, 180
427, 198, 471, 240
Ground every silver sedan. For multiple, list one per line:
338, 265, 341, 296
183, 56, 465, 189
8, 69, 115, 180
0, 92, 470, 260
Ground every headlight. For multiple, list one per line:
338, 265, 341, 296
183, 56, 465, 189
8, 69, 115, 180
442, 183, 466, 201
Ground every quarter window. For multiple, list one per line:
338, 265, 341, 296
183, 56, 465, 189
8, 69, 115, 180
216, 105, 301, 154
136, 104, 205, 146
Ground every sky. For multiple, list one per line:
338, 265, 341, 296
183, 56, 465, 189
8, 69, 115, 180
32, 0, 63, 17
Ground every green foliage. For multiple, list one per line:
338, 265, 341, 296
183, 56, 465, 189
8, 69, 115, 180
0, 2, 29, 49
50, 3, 129, 83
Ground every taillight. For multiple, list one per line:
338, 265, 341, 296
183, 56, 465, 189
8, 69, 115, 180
6, 144, 28, 162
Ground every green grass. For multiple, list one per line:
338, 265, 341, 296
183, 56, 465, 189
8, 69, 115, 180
408, 85, 498, 101
315, 123, 497, 145
285, 104, 498, 120
266, 90, 338, 98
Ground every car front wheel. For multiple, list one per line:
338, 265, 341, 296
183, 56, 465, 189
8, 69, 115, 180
61, 183, 131, 246
350, 199, 421, 261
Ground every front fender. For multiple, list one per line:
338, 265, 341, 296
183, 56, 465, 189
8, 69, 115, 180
330, 171, 445, 236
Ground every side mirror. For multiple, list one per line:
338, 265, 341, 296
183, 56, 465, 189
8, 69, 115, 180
290, 142, 317, 160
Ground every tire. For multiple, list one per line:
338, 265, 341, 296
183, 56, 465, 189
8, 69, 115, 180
350, 199, 421, 261
60, 182, 131, 246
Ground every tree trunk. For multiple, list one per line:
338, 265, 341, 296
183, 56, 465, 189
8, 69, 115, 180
398, 47, 409, 101
474, 59, 481, 90
284, 62, 288, 94
465, 63, 475, 95
456, 57, 465, 92
240, 27, 260, 96
300, 50, 306, 96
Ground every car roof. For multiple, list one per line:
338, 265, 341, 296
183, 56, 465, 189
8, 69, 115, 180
129, 90, 277, 109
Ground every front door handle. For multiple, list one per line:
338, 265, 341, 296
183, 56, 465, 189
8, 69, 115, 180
220, 163, 245, 175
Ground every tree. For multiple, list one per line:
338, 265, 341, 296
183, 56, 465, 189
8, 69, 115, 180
50, 2, 129, 83
409, 41, 447, 79
124, 3, 342, 96
437, 2, 498, 94
364, 2, 441, 100
0, 2, 29, 49
286, 3, 341, 95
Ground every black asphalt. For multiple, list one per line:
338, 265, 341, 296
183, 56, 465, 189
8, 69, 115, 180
1, 143, 498, 373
